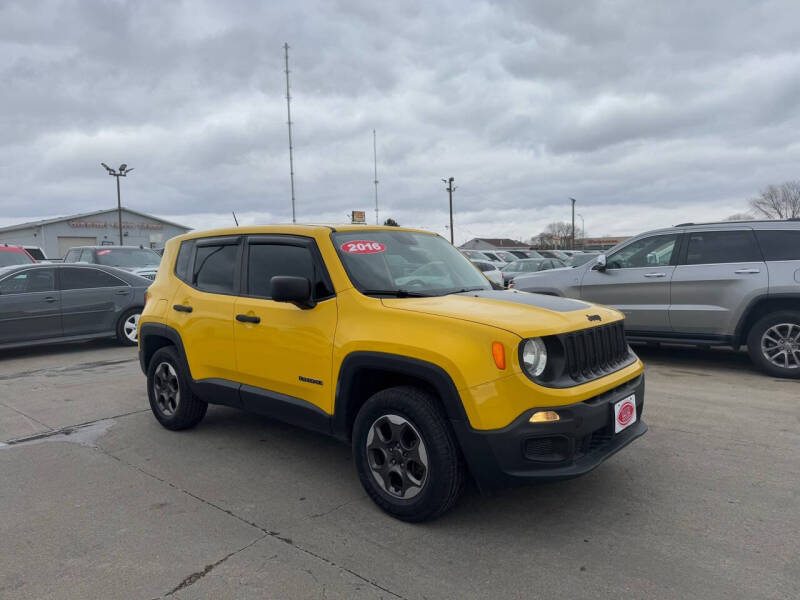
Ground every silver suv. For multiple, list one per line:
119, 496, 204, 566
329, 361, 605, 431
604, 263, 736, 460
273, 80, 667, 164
511, 220, 800, 378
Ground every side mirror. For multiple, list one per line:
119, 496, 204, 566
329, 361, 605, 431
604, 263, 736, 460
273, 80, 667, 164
594, 254, 607, 271
271, 276, 316, 309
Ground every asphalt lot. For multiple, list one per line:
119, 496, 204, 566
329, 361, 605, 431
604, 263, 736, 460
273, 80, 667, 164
0, 340, 797, 600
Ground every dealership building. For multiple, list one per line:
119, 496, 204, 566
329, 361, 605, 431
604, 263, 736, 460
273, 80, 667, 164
0, 207, 191, 259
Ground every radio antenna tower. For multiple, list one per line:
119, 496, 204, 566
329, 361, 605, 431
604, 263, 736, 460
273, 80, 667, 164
284, 42, 296, 223
373, 129, 379, 225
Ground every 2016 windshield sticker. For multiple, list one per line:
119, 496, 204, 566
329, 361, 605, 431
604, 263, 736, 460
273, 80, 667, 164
341, 240, 386, 254
97, 250, 112, 255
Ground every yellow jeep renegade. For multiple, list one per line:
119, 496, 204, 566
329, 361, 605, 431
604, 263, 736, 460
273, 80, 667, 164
139, 225, 646, 521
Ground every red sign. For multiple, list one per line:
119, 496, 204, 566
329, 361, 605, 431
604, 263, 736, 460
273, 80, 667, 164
341, 240, 386, 254
617, 401, 635, 426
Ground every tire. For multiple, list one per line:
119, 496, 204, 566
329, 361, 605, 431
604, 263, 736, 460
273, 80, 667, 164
116, 307, 142, 346
147, 346, 208, 430
746, 310, 800, 379
352, 386, 465, 522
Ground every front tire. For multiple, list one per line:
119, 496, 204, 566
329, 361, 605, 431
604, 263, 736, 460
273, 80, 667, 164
352, 386, 465, 522
116, 307, 141, 346
147, 346, 208, 430
746, 310, 800, 379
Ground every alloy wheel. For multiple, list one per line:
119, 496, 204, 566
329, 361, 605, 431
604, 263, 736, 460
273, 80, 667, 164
153, 362, 180, 416
366, 414, 429, 499
761, 323, 800, 370
124, 313, 140, 343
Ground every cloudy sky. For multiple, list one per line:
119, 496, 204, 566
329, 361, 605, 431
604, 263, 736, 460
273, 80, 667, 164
2, 0, 799, 244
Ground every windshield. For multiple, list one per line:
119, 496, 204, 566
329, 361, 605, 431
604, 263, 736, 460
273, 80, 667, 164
332, 230, 491, 296
95, 248, 160, 268
0, 250, 35, 267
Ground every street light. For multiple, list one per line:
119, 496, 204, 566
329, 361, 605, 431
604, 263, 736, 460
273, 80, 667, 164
569, 197, 576, 250
101, 163, 134, 245
576, 213, 585, 249
442, 177, 456, 244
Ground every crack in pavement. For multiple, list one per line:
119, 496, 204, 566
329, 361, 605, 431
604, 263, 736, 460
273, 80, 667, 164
98, 448, 408, 600
0, 399, 54, 434
0, 357, 137, 382
1, 409, 149, 446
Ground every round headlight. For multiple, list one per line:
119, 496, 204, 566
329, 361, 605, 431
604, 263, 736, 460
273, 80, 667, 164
521, 337, 548, 378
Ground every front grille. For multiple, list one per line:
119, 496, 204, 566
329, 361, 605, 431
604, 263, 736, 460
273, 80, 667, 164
563, 321, 630, 381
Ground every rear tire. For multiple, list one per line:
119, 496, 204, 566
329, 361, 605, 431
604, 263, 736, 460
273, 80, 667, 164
352, 386, 465, 522
746, 310, 800, 379
116, 307, 141, 346
147, 346, 208, 430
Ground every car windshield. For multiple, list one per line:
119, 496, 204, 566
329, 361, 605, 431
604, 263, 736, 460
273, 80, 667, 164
95, 248, 160, 268
0, 250, 35, 267
332, 230, 491, 296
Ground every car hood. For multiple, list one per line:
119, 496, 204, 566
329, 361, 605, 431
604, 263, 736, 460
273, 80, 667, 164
381, 289, 623, 338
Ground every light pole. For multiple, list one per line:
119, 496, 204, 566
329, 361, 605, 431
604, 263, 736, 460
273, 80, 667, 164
569, 197, 576, 250
443, 177, 456, 244
576, 213, 585, 249
101, 163, 134, 245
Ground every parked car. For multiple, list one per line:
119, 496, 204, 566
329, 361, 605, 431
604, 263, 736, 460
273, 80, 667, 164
500, 258, 567, 286
537, 249, 571, 261
0, 244, 36, 267
511, 220, 800, 378
460, 249, 505, 268
471, 260, 504, 286
139, 225, 646, 521
0, 263, 149, 349
63, 245, 161, 280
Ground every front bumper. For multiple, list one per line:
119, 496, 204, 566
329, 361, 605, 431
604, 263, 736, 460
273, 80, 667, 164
452, 374, 646, 491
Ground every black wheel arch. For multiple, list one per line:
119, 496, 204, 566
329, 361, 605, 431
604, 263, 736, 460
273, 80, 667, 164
734, 294, 800, 347
332, 352, 469, 442
139, 323, 190, 376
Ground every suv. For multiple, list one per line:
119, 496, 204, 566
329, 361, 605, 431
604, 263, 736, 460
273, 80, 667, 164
511, 221, 800, 378
138, 225, 646, 521
64, 245, 160, 279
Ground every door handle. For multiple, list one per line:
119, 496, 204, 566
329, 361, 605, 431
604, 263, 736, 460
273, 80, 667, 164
643, 272, 666, 278
172, 304, 193, 313
734, 269, 760, 274
115, 289, 130, 295
43, 296, 57, 303
236, 314, 261, 324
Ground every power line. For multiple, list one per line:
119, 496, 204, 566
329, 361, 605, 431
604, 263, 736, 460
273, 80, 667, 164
284, 42, 296, 223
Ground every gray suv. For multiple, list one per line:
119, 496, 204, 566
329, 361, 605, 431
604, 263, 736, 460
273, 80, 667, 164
511, 220, 800, 378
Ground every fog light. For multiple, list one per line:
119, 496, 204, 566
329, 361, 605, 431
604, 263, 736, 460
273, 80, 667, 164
530, 411, 560, 423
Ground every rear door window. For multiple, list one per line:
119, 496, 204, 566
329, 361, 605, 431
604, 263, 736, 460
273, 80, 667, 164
755, 230, 800, 261
0, 269, 56, 294
193, 242, 239, 294
60, 267, 126, 290
684, 231, 762, 265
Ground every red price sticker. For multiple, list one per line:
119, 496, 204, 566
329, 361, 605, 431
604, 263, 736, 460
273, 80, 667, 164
97, 250, 111, 255
341, 240, 386, 254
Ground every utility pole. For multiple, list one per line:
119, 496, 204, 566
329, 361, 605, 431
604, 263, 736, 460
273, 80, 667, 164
570, 197, 576, 250
284, 42, 296, 223
373, 129, 379, 225
443, 177, 456, 244
101, 163, 133, 245
576, 213, 585, 249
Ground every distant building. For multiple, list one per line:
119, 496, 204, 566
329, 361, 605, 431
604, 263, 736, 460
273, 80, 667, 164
459, 237, 528, 251
579, 237, 630, 251
0, 207, 191, 258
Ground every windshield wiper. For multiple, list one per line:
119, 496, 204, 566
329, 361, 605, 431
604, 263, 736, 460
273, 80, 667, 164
442, 286, 488, 295
360, 289, 432, 298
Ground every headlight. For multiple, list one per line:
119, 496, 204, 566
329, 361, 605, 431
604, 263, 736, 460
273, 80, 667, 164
521, 337, 548, 378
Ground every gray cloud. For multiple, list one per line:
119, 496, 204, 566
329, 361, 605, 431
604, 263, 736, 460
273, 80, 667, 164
1, 0, 799, 242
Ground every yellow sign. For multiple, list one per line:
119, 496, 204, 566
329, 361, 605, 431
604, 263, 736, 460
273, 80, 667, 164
351, 210, 366, 224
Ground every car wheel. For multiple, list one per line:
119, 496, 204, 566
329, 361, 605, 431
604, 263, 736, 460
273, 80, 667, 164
147, 346, 208, 430
352, 386, 465, 522
116, 308, 141, 346
746, 310, 800, 379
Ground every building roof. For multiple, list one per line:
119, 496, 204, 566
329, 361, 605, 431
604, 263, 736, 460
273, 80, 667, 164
0, 207, 191, 234
462, 237, 525, 248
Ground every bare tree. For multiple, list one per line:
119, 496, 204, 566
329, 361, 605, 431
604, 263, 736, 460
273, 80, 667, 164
535, 221, 576, 248
383, 218, 400, 226
725, 212, 753, 221
749, 181, 800, 219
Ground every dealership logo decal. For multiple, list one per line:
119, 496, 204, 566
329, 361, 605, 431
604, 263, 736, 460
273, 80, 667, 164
586, 314, 602, 322
617, 401, 635, 426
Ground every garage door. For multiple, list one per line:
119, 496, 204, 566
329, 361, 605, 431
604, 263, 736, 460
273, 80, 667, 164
57, 236, 97, 258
